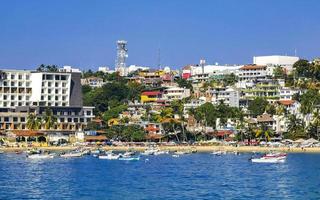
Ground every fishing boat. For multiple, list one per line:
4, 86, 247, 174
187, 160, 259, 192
98, 153, 120, 160
172, 154, 179, 158
121, 151, 136, 158
60, 151, 83, 158
118, 156, 140, 161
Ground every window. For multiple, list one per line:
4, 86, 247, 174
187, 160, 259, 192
11, 74, 15, 79
61, 75, 66, 80
55, 96, 58, 100
4, 117, 9, 122
11, 82, 15, 87
74, 118, 78, 122
60, 118, 65, 122
48, 96, 51, 100
18, 74, 22, 79
55, 89, 58, 93
18, 82, 23, 86
86, 111, 91, 115
26, 75, 30, 80
48, 89, 51, 93
68, 118, 72, 122
48, 82, 52, 87
55, 82, 59, 87
13, 117, 18, 122
11, 95, 15, 100
62, 83, 66, 87
26, 82, 30, 87
18, 96, 22, 100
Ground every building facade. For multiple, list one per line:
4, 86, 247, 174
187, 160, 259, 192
0, 69, 94, 131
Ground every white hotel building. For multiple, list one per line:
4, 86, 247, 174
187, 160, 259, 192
0, 69, 94, 131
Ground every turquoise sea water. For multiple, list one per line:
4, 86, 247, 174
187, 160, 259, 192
0, 153, 320, 200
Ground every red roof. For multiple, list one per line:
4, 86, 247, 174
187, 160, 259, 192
141, 91, 161, 96
278, 100, 295, 106
240, 65, 266, 70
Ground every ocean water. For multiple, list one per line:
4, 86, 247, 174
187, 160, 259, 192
0, 153, 320, 200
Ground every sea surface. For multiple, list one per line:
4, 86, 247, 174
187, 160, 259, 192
0, 152, 320, 200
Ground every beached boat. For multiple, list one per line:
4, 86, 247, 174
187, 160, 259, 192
98, 153, 120, 160
118, 156, 140, 161
60, 152, 83, 158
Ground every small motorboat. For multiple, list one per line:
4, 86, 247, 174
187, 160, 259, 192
211, 151, 226, 156
172, 154, 180, 158
251, 157, 286, 163
174, 151, 190, 155
118, 156, 140, 161
27, 154, 54, 159
60, 151, 83, 158
98, 153, 120, 160
251, 152, 287, 163
154, 150, 169, 155
121, 151, 136, 158
141, 148, 158, 156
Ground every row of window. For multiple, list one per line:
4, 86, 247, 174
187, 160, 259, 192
42, 74, 68, 81
41, 81, 67, 88
0, 116, 90, 123
0, 81, 31, 87
40, 95, 68, 101
1, 95, 30, 101
2, 74, 30, 80
41, 88, 68, 94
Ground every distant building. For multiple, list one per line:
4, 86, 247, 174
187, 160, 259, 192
207, 87, 240, 107
253, 55, 299, 72
81, 77, 105, 88
162, 87, 191, 101
237, 65, 267, 81
98, 66, 114, 74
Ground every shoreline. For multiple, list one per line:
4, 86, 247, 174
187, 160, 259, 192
1, 145, 319, 153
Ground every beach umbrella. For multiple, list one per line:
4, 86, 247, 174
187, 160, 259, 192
306, 138, 319, 144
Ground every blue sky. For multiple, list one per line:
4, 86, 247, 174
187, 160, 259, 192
0, 0, 319, 70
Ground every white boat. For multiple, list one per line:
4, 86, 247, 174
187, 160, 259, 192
60, 152, 83, 158
154, 150, 169, 155
0, 150, 4, 154
98, 153, 120, 160
251, 152, 287, 163
118, 156, 140, 161
27, 154, 54, 159
251, 157, 286, 163
172, 154, 180, 158
121, 151, 136, 158
141, 148, 158, 155
211, 151, 226, 156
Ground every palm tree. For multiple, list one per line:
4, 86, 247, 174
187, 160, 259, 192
286, 114, 305, 139
42, 108, 57, 130
26, 113, 41, 130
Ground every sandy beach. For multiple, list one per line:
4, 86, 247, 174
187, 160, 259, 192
1, 145, 320, 153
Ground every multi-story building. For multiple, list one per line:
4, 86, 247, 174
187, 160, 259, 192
162, 87, 190, 101
253, 55, 299, 72
0, 69, 94, 131
241, 79, 282, 103
237, 65, 267, 81
207, 87, 240, 107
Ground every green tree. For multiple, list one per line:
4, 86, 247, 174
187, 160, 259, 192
273, 66, 286, 79
26, 113, 42, 130
285, 114, 305, 139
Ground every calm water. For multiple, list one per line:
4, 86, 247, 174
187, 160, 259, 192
0, 153, 320, 200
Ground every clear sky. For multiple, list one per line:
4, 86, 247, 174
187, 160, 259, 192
0, 0, 319, 70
